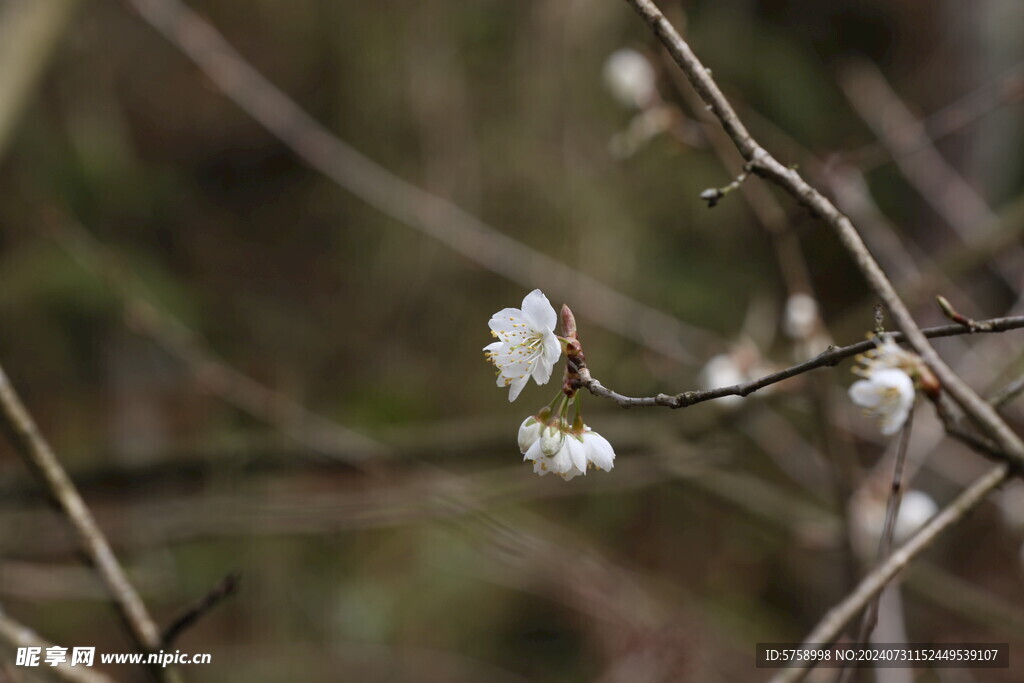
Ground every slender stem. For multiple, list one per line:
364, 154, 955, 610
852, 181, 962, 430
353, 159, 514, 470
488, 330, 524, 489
581, 315, 1024, 409
0, 362, 171, 680
768, 463, 1011, 682
839, 411, 914, 683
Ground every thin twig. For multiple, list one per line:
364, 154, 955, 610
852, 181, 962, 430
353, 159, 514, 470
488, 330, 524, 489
936, 295, 994, 332
162, 572, 240, 647
989, 371, 1024, 409
845, 411, 914, 679
768, 463, 1012, 683
581, 314, 1024, 408
0, 363, 171, 680
845, 60, 1024, 172
0, 605, 114, 683
624, 0, 1024, 470
45, 218, 385, 468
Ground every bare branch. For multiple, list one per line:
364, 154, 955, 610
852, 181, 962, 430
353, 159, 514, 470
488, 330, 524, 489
162, 572, 240, 647
623, 0, 1024, 469
936, 295, 995, 332
121, 0, 721, 364
0, 363, 170, 679
0, 0, 80, 158
768, 463, 1012, 683
581, 314, 1024, 408
850, 413, 914, 657
46, 218, 385, 468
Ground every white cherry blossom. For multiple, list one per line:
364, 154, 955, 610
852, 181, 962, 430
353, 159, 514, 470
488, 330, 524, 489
523, 430, 587, 481
519, 418, 616, 480
849, 367, 915, 435
484, 290, 562, 402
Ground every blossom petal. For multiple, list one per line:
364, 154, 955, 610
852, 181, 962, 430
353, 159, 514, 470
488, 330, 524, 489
507, 374, 530, 402
560, 464, 584, 481
518, 417, 541, 454
532, 458, 551, 476
542, 332, 562, 366
488, 308, 524, 333
583, 430, 615, 471
848, 379, 883, 408
523, 439, 544, 463
521, 290, 557, 332
530, 352, 554, 384
566, 436, 588, 474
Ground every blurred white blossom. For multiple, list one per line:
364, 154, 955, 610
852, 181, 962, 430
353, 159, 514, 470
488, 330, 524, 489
849, 368, 915, 436
699, 354, 746, 408
850, 488, 938, 562
698, 340, 774, 409
603, 48, 658, 110
783, 293, 819, 341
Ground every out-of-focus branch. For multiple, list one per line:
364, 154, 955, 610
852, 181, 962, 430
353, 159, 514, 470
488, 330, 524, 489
623, 0, 1024, 469
0, 605, 114, 683
838, 58, 1023, 289
46, 219, 385, 468
0, 363, 172, 680
161, 572, 239, 647
121, 0, 720, 364
0, 0, 80, 158
581, 315, 1024, 408
845, 60, 1024, 173
769, 463, 1012, 683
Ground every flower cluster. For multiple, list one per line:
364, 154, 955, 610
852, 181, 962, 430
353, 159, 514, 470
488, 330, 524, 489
518, 412, 615, 481
485, 290, 616, 480
848, 335, 930, 435
483, 289, 562, 402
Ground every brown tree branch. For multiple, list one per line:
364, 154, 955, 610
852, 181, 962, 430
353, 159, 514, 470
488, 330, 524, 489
0, 0, 80, 158
161, 572, 239, 647
121, 0, 722, 365
581, 315, 1024, 408
623, 0, 1024, 469
768, 463, 1012, 683
0, 363, 172, 681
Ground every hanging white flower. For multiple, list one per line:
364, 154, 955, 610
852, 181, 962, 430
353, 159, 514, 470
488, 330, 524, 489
522, 428, 587, 481
850, 488, 938, 562
849, 367, 915, 435
484, 290, 562, 402
519, 418, 616, 480
603, 48, 658, 110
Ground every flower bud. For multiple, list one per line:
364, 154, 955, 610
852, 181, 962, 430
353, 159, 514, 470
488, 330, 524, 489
518, 416, 541, 454
540, 424, 565, 456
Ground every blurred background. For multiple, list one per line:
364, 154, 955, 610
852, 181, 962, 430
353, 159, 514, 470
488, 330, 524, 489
1, 0, 1024, 681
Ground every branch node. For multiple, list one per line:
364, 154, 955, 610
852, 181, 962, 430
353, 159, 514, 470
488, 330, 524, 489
936, 295, 991, 332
